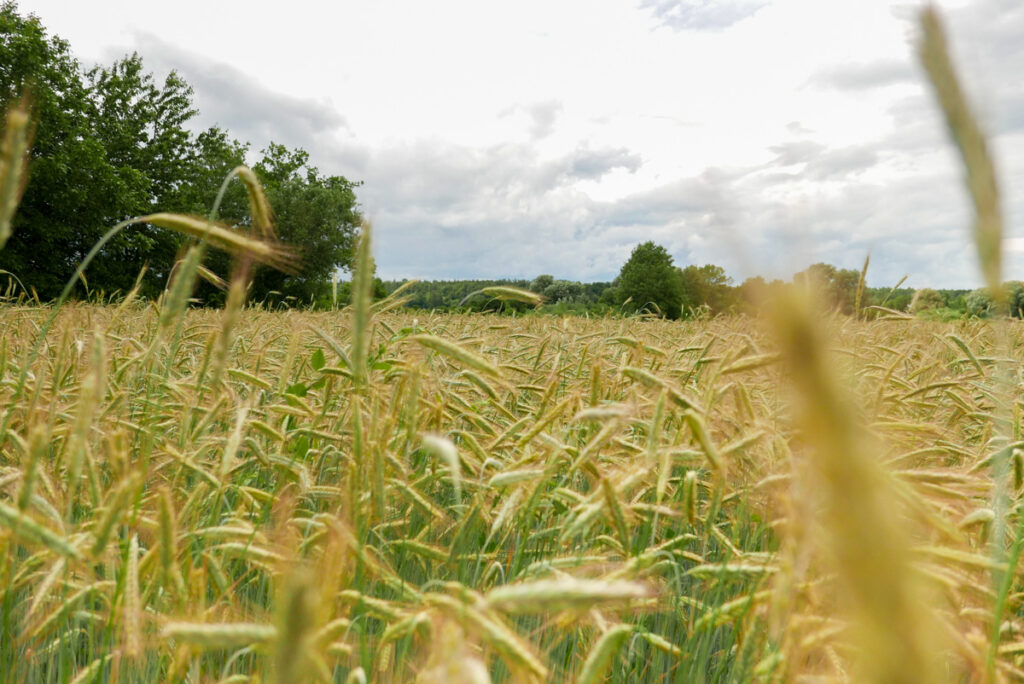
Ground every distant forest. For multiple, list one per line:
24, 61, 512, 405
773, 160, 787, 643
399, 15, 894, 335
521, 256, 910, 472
378, 276, 974, 320
369, 244, 997, 320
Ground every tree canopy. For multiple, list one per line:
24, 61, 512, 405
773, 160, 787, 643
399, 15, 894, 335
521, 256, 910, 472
0, 2, 361, 303
679, 263, 732, 315
614, 241, 684, 318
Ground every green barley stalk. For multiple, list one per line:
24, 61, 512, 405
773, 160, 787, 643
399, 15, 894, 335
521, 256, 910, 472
577, 624, 634, 684
350, 220, 375, 387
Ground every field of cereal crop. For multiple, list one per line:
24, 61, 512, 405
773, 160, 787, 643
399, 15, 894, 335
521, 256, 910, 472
1, 297, 1022, 681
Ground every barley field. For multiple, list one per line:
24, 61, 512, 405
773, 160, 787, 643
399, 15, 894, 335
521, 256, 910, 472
0, 293, 1022, 682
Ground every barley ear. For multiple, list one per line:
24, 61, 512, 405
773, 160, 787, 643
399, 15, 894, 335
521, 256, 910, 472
919, 6, 1002, 297
124, 534, 141, 659
771, 290, 944, 684
0, 94, 32, 251
854, 252, 870, 319
350, 220, 374, 386
273, 569, 318, 684
233, 165, 275, 241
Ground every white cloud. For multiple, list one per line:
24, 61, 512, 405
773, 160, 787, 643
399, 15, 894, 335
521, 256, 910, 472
640, 0, 767, 31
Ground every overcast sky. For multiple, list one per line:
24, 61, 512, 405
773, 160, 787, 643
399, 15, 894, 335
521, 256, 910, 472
16, 0, 1024, 287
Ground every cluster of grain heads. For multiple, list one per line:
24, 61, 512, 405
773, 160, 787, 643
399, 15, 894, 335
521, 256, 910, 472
4, 300, 1021, 680
417, 620, 491, 684
577, 624, 634, 684
458, 285, 546, 309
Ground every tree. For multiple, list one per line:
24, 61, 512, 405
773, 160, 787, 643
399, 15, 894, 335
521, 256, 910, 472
794, 263, 860, 314
909, 288, 944, 313
1007, 281, 1024, 318
542, 279, 583, 303
615, 241, 683, 318
530, 274, 554, 293
245, 144, 361, 304
963, 282, 1024, 318
0, 2, 146, 298
965, 288, 993, 317
82, 54, 199, 294
678, 264, 734, 315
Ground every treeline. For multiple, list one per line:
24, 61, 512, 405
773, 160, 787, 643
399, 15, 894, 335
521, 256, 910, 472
379, 278, 615, 314
377, 246, 995, 320
0, 2, 361, 304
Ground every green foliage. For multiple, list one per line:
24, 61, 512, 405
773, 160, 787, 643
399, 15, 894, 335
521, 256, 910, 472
963, 281, 1024, 318
966, 288, 993, 317
679, 264, 734, 315
382, 279, 532, 311
878, 287, 915, 313
1007, 281, 1024, 317
793, 263, 860, 314
0, 2, 145, 297
910, 288, 944, 313
378, 278, 616, 315
542, 279, 583, 303
334, 276, 387, 308
239, 144, 360, 305
615, 241, 684, 319
529, 274, 554, 293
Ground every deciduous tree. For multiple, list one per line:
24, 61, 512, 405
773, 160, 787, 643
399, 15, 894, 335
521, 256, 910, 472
615, 241, 683, 318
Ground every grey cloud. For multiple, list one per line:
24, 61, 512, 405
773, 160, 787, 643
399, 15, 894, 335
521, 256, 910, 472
498, 100, 563, 139
639, 0, 766, 32
770, 141, 826, 166
808, 60, 915, 91
807, 147, 880, 180
596, 170, 734, 229
354, 140, 651, 280
566, 146, 642, 180
581, 130, 993, 288
123, 33, 354, 161
359, 121, 986, 286
360, 141, 641, 220
361, 125, 993, 287
770, 141, 879, 181
526, 101, 562, 139
785, 121, 814, 136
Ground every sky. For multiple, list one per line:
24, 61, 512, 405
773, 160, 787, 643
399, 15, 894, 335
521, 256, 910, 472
15, 0, 1024, 287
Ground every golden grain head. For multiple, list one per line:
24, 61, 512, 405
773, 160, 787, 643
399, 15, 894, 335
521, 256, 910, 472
139, 213, 298, 273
